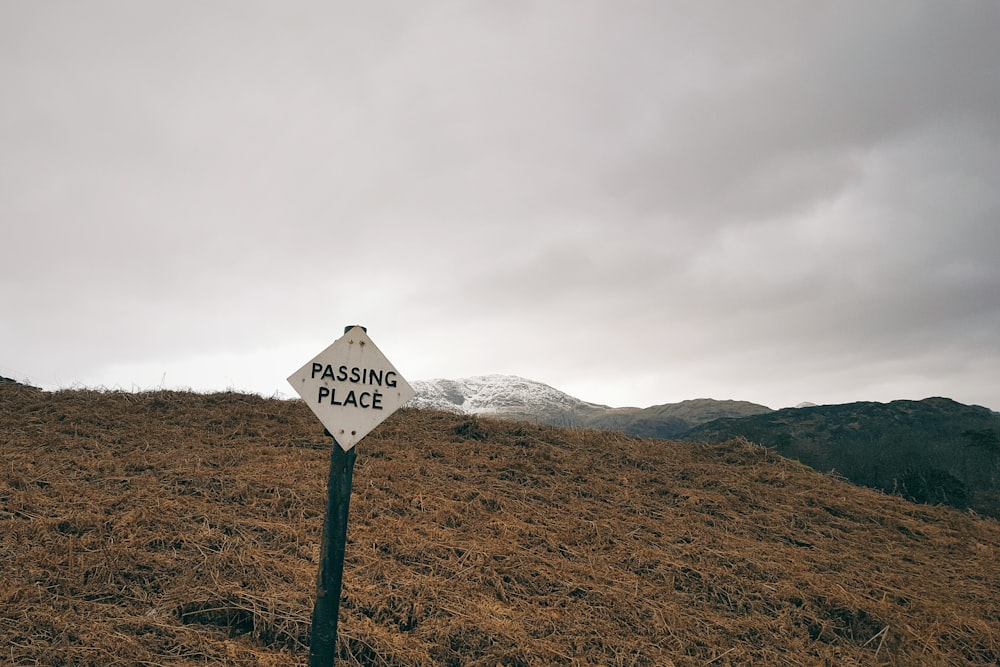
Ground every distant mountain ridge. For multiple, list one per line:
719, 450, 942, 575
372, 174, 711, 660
408, 376, 1000, 517
682, 397, 1000, 517
408, 375, 772, 437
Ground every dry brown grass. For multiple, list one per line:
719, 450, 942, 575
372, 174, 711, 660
1, 381, 998, 665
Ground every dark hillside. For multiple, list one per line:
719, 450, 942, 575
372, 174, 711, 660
2, 382, 998, 665
683, 398, 1000, 518
586, 399, 773, 439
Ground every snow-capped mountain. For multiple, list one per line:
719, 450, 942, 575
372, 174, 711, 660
406, 375, 774, 436
407, 374, 609, 423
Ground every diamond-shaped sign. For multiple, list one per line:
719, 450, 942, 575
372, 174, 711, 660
287, 326, 414, 450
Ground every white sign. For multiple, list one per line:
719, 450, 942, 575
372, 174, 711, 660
287, 326, 415, 450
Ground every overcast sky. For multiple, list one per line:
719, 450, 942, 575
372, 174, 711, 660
2, 1, 999, 411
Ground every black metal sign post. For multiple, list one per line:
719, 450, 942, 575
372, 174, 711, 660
309, 430, 357, 667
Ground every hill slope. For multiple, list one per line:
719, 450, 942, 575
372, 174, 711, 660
683, 397, 1000, 518
2, 382, 998, 665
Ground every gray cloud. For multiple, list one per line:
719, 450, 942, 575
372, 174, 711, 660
2, 1, 999, 410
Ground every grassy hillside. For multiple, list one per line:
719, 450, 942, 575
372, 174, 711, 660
683, 398, 1000, 518
2, 382, 998, 665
